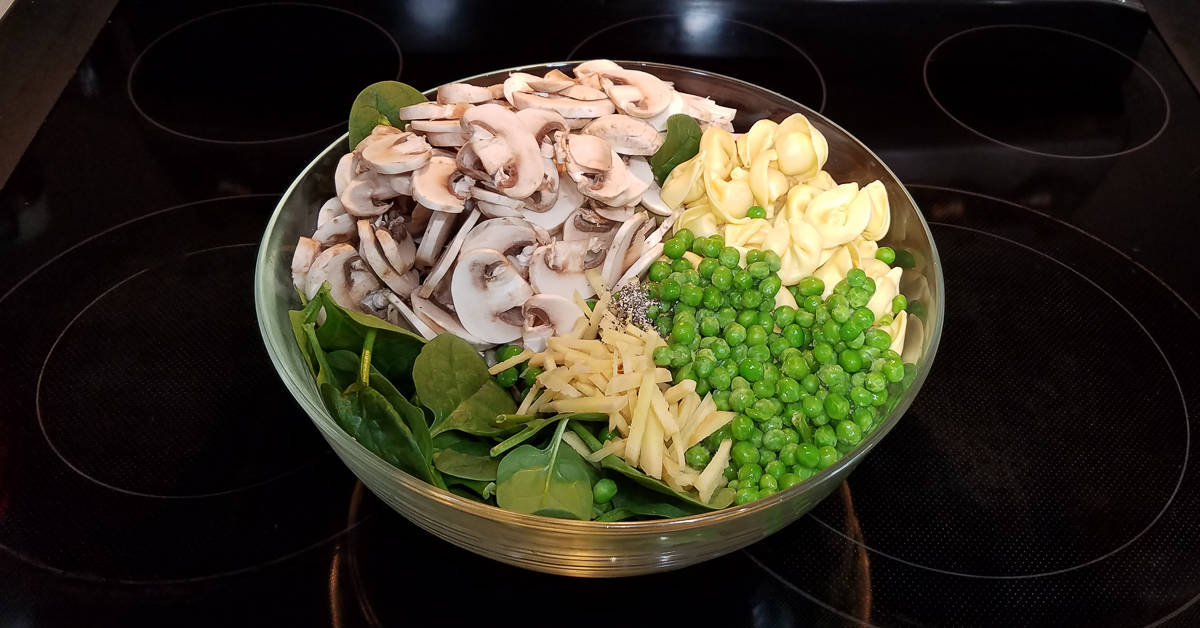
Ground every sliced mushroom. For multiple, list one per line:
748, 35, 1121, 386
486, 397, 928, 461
419, 208, 482, 299
515, 108, 569, 152
471, 186, 523, 210
411, 290, 491, 350
437, 82, 493, 104
341, 172, 401, 217
409, 204, 432, 236
597, 69, 673, 118
645, 209, 680, 248
679, 92, 737, 131
390, 174, 413, 197
565, 134, 612, 171
564, 117, 593, 130
291, 236, 321, 291
411, 155, 467, 213
593, 203, 635, 223
645, 91, 687, 131
581, 114, 663, 156
460, 103, 544, 199
461, 216, 548, 275
525, 71, 575, 94
623, 218, 655, 268
313, 212, 357, 245
357, 219, 421, 296
304, 244, 380, 310
561, 207, 619, 242
360, 130, 432, 175
397, 102, 472, 120
335, 152, 358, 196
626, 156, 672, 215
523, 156, 560, 212
605, 168, 649, 208
511, 90, 616, 119
527, 238, 606, 300
564, 142, 634, 205
615, 243, 664, 290
317, 197, 346, 227
523, 174, 582, 232
572, 59, 624, 89
451, 248, 533, 344
359, 289, 403, 326
409, 119, 464, 134
522, 294, 587, 352
600, 213, 646, 286
375, 217, 416, 274
414, 210, 456, 268
381, 291, 439, 340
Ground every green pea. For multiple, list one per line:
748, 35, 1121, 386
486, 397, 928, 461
716, 246, 739, 268
846, 268, 867, 288
780, 356, 807, 381
762, 363, 780, 386
647, 260, 672, 282
713, 390, 732, 411
797, 276, 824, 296
762, 429, 788, 451
813, 425, 837, 448
839, 349, 863, 373
846, 287, 869, 308
495, 366, 519, 388
851, 371, 868, 388
725, 322, 747, 346
749, 428, 764, 448
696, 257, 718, 279
663, 238, 686, 259
813, 343, 835, 365
892, 294, 908, 313
496, 344, 524, 363
759, 275, 782, 298
746, 325, 768, 347
751, 380, 775, 399
697, 316, 718, 338
670, 324, 696, 346
772, 305, 796, 329
839, 320, 863, 343
817, 445, 840, 469
652, 346, 672, 366
863, 371, 887, 393
864, 328, 892, 351
883, 359, 905, 383
759, 474, 779, 492
833, 280, 850, 296
799, 395, 823, 422
710, 337, 732, 359
593, 478, 618, 504
759, 448, 777, 465
849, 307, 873, 329
830, 304, 851, 324
730, 415, 755, 441
772, 377, 797, 403
670, 258, 691, 274
792, 309, 814, 328
870, 387, 889, 407
758, 249, 780, 272
709, 267, 733, 292
746, 344, 772, 364
708, 368, 733, 391
779, 473, 802, 490
849, 385, 873, 407
684, 445, 712, 470
769, 337, 791, 359
747, 261, 769, 280
737, 462, 763, 485
738, 359, 764, 383
729, 388, 755, 412
876, 246, 896, 265
744, 249, 763, 265
522, 366, 543, 388
701, 286, 723, 310
801, 295, 822, 313
862, 277, 876, 296
700, 238, 722, 258
675, 228, 695, 250
801, 374, 821, 396
853, 406, 876, 431
792, 442, 819, 468
691, 355, 714, 378
734, 486, 759, 505
730, 344, 749, 363
740, 289, 762, 309
777, 442, 799, 466
824, 393, 850, 420
778, 324, 801, 348
679, 284, 702, 307
659, 279, 681, 302
736, 309, 758, 328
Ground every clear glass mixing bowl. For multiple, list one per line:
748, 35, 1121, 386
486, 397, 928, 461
255, 61, 944, 577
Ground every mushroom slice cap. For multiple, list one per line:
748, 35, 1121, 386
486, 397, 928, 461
581, 114, 663, 156
411, 291, 491, 350
503, 73, 536, 106
527, 239, 605, 300
470, 186, 524, 209
411, 155, 467, 213
565, 134, 613, 171
313, 212, 357, 246
451, 248, 533, 344
573, 59, 624, 84
615, 243, 665, 290
522, 294, 588, 349
317, 196, 347, 227
523, 175, 583, 232
626, 156, 672, 215
460, 103, 544, 199
397, 102, 472, 120
341, 173, 400, 217
291, 237, 321, 291
558, 84, 608, 101
335, 152, 358, 196
511, 91, 616, 119
437, 82, 493, 104
515, 108, 569, 147
561, 207, 619, 242
409, 119, 464, 134
361, 131, 432, 174
414, 210, 457, 268
357, 219, 420, 296
423, 132, 469, 148
461, 216, 543, 274
600, 213, 647, 286
524, 72, 575, 93
375, 224, 416, 275
598, 69, 674, 118
419, 208, 482, 299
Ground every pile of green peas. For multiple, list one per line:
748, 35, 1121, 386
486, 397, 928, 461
643, 225, 915, 506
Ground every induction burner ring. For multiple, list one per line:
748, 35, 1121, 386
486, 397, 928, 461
0, 194, 280, 306
126, 2, 402, 144
923, 24, 1170, 159
806, 221, 1190, 580
34, 243, 322, 499
568, 14, 828, 113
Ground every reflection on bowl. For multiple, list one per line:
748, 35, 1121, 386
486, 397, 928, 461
255, 61, 944, 577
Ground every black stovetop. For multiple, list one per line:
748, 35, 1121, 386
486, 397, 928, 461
1, 1, 1198, 626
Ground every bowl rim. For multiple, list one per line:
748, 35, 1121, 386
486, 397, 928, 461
254, 59, 945, 531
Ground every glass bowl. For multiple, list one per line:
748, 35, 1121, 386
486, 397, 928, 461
255, 61, 944, 577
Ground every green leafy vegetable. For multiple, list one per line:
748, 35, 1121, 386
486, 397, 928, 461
649, 113, 702, 185
348, 80, 428, 149
431, 432, 499, 481
413, 334, 517, 437
496, 420, 597, 520
307, 287, 425, 392
489, 412, 608, 458
446, 478, 496, 502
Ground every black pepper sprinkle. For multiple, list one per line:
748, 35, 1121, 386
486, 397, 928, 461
611, 279, 658, 331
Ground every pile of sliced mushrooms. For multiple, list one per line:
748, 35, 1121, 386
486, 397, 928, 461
291, 60, 738, 352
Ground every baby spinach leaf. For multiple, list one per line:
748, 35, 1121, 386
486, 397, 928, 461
609, 482, 709, 519
431, 432, 499, 481
649, 113, 702, 185
413, 334, 517, 437
568, 422, 733, 510
489, 412, 608, 458
446, 478, 496, 502
348, 80, 428, 149
308, 289, 425, 393
595, 507, 638, 522
496, 421, 596, 520
370, 370, 434, 466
